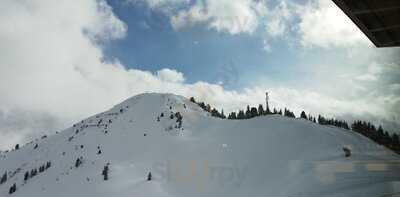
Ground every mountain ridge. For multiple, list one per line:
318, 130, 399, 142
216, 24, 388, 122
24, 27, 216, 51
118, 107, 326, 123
0, 93, 399, 197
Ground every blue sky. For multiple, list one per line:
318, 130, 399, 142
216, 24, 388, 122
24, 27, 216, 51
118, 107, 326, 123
0, 0, 399, 149
101, 0, 398, 93
103, 0, 310, 89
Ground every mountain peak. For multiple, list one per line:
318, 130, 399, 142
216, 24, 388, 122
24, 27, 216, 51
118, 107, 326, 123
0, 93, 399, 197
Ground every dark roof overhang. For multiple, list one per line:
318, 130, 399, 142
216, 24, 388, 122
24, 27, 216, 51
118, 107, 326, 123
332, 0, 400, 47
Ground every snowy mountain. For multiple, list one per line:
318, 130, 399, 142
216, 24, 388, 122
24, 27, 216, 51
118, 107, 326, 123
1, 93, 399, 197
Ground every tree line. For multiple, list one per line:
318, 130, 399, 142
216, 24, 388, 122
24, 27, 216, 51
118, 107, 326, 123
189, 96, 400, 154
352, 121, 400, 153
190, 96, 302, 120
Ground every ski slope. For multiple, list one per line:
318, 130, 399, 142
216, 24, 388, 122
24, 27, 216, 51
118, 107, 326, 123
1, 93, 399, 197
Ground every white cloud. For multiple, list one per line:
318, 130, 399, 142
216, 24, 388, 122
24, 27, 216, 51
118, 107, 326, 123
126, 0, 189, 11
130, 0, 373, 49
265, 1, 292, 37
355, 63, 382, 82
157, 68, 185, 83
0, 0, 129, 149
390, 84, 400, 92
85, 0, 127, 41
297, 0, 370, 48
131, 0, 268, 35
172, 0, 268, 34
261, 0, 374, 49
354, 62, 400, 87
0, 110, 62, 150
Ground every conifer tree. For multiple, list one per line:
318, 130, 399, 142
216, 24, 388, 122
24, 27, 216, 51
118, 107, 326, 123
46, 161, 51, 169
237, 110, 245, 119
0, 172, 6, 184
24, 171, 29, 182
9, 183, 16, 194
30, 169, 34, 178
300, 111, 307, 119
102, 165, 109, 180
250, 107, 258, 118
221, 109, 226, 119
245, 105, 251, 119
258, 104, 264, 116
75, 158, 82, 168
211, 108, 219, 117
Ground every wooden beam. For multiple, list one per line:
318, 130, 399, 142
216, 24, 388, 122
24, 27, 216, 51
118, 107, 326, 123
353, 6, 400, 15
369, 24, 400, 32
379, 40, 400, 47
332, 0, 382, 47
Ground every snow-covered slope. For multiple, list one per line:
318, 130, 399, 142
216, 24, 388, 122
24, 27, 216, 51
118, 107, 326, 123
1, 93, 399, 197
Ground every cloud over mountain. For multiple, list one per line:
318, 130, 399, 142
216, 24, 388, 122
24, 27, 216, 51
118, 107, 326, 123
0, 0, 399, 150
